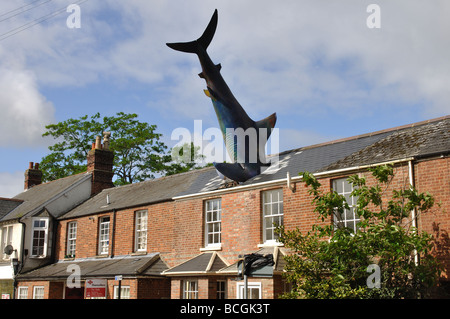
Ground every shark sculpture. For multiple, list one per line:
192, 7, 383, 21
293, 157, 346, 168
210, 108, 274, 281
167, 9, 277, 182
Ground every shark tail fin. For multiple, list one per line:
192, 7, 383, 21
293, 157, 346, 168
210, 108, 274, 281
166, 9, 218, 54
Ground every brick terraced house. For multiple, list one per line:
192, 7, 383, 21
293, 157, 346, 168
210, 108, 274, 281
4, 116, 449, 299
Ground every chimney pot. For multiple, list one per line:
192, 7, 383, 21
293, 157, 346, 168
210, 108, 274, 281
29, 162, 34, 169
95, 136, 102, 149
34, 163, 39, 170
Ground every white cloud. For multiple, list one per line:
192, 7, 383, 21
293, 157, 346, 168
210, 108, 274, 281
0, 64, 55, 147
0, 171, 24, 198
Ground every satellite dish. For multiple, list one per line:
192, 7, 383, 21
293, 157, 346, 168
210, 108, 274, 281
3, 245, 14, 256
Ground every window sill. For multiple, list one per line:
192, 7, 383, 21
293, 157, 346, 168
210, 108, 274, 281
29, 255, 47, 259
131, 251, 148, 256
200, 244, 222, 252
257, 241, 284, 248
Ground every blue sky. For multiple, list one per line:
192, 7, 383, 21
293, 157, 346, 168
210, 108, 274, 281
0, 0, 448, 197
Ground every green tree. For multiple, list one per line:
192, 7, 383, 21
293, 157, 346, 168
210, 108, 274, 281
164, 142, 210, 176
40, 112, 205, 185
277, 165, 442, 299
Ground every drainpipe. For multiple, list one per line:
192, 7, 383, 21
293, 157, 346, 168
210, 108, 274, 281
110, 209, 117, 258
13, 219, 27, 299
408, 159, 419, 265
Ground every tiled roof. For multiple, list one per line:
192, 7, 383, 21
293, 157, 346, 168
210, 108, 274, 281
1, 173, 91, 221
163, 252, 228, 275
0, 198, 23, 220
320, 117, 450, 171
60, 116, 450, 218
16, 253, 166, 280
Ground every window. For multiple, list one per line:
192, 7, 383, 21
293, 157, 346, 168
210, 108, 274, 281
182, 280, 198, 299
98, 216, 110, 255
17, 287, 28, 299
114, 286, 130, 299
332, 178, 360, 232
237, 282, 261, 299
217, 280, 226, 299
205, 199, 221, 247
262, 189, 283, 243
33, 286, 45, 299
1, 226, 13, 260
31, 218, 48, 257
66, 222, 77, 257
134, 210, 148, 252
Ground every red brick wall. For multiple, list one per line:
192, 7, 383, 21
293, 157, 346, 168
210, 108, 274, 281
415, 157, 450, 279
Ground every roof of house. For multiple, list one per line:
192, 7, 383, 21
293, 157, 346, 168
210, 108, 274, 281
1, 172, 91, 221
59, 116, 449, 219
16, 253, 167, 280
163, 252, 228, 275
0, 198, 23, 221
320, 116, 450, 171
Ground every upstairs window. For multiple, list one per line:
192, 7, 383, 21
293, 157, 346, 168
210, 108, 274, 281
66, 222, 77, 257
204, 198, 221, 247
262, 189, 283, 243
98, 216, 110, 255
31, 218, 48, 257
332, 178, 360, 232
134, 210, 148, 252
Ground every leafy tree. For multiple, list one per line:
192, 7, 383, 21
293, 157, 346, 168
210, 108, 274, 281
164, 142, 211, 176
40, 112, 205, 185
277, 165, 442, 299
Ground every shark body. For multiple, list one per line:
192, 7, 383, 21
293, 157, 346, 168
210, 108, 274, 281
167, 9, 277, 182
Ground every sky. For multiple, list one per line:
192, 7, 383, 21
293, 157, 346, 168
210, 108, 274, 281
0, 0, 448, 197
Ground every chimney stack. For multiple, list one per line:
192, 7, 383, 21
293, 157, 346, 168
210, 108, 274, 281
24, 162, 42, 190
87, 132, 114, 196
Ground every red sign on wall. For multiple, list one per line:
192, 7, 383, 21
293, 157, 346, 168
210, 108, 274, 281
85, 279, 107, 298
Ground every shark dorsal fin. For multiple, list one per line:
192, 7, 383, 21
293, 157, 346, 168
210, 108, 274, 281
255, 113, 277, 139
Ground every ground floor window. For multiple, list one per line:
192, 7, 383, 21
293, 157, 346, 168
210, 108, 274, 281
217, 280, 226, 299
33, 286, 45, 299
17, 287, 28, 299
182, 280, 198, 299
236, 282, 261, 299
114, 286, 130, 299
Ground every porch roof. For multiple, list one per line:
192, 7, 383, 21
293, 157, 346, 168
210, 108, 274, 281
16, 253, 168, 281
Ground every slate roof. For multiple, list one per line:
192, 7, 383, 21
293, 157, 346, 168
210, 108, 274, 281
320, 117, 450, 171
1, 172, 91, 221
60, 167, 221, 219
163, 252, 228, 275
0, 198, 23, 220
59, 116, 449, 219
16, 253, 167, 280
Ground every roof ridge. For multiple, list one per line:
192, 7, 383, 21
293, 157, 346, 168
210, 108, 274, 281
273, 115, 450, 157
97, 165, 216, 194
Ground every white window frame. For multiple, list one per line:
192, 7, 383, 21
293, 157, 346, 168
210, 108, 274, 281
113, 285, 130, 299
98, 216, 110, 255
1, 225, 13, 260
236, 282, 262, 299
17, 287, 28, 299
66, 221, 77, 257
134, 210, 148, 252
31, 218, 48, 257
182, 280, 198, 299
33, 286, 45, 299
332, 178, 360, 232
204, 199, 221, 248
262, 189, 283, 244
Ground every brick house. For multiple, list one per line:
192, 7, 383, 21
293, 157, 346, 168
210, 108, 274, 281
0, 134, 115, 299
11, 116, 450, 299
